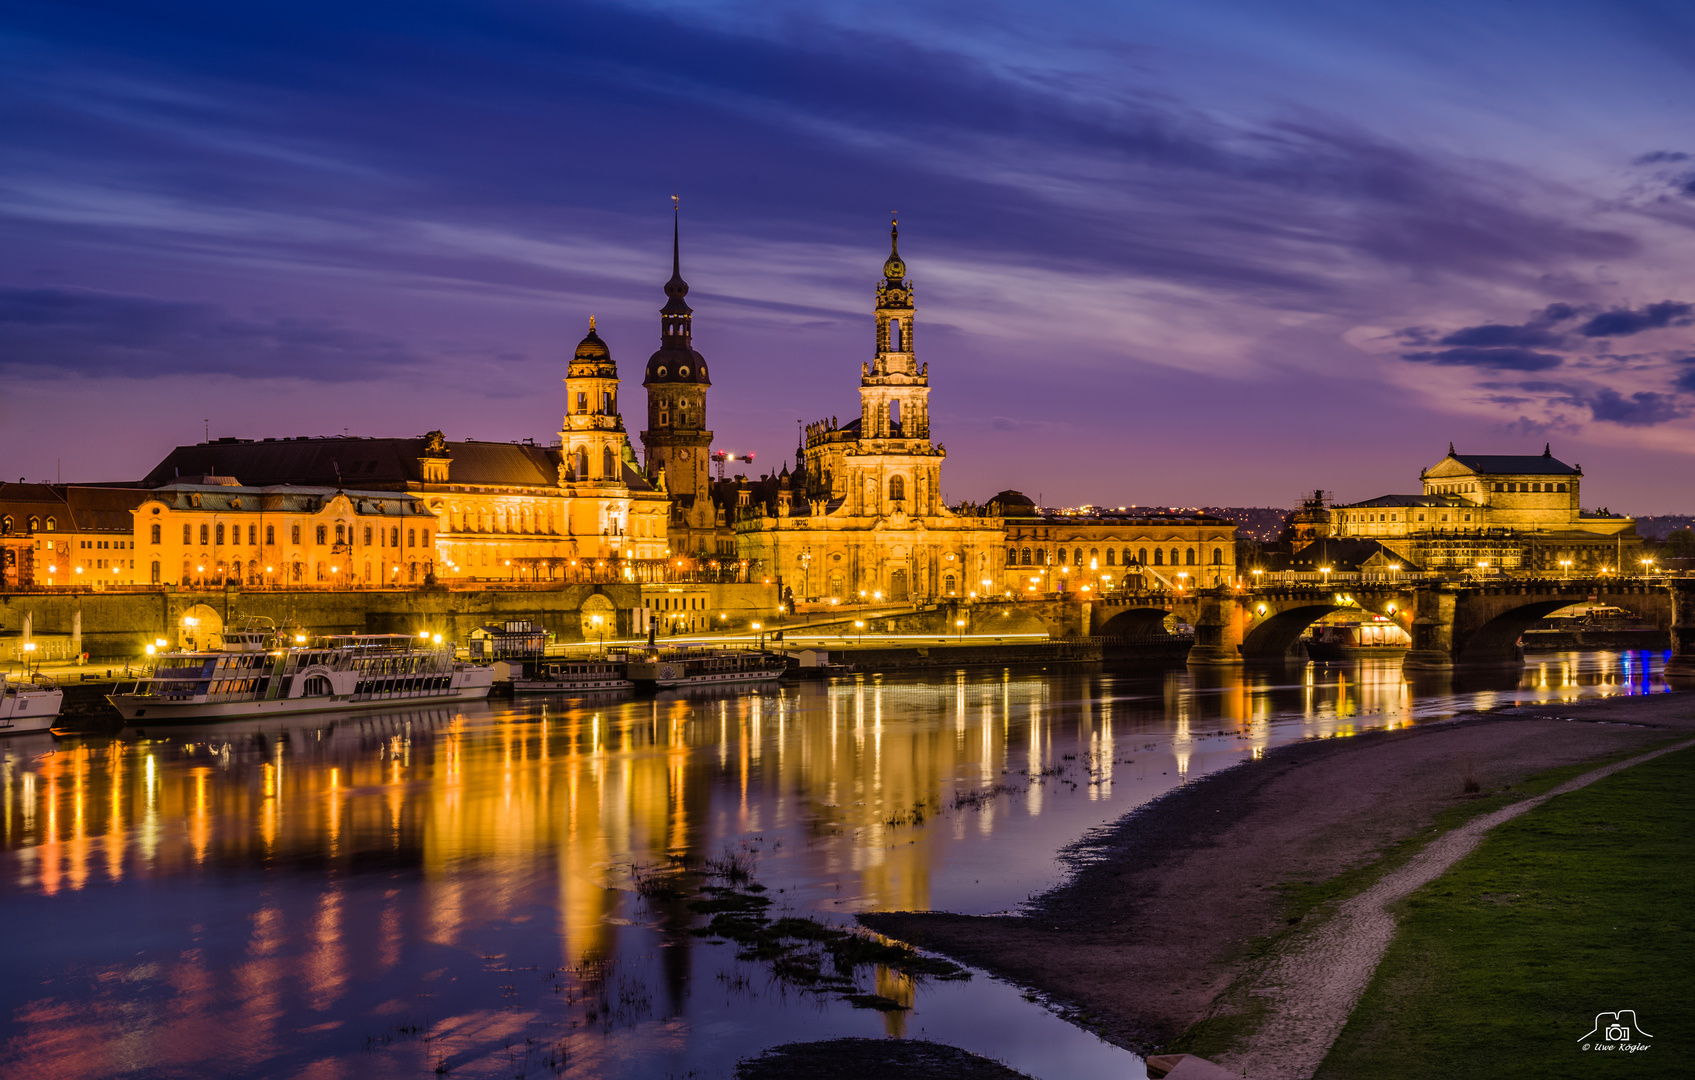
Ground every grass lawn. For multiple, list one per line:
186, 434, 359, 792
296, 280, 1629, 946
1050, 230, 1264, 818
1316, 744, 1695, 1080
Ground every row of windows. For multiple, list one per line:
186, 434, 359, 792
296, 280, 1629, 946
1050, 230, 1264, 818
1496, 481, 1566, 493
1007, 546, 1227, 567
0, 516, 55, 534
80, 539, 134, 550
168, 559, 432, 584
153, 522, 428, 548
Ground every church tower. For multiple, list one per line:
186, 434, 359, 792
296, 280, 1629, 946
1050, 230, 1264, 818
641, 202, 715, 551
859, 220, 931, 443
559, 318, 629, 489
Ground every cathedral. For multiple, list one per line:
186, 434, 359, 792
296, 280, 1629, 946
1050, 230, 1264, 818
728, 222, 1005, 601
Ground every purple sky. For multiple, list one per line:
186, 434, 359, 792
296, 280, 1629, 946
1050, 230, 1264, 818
4, 1, 1695, 511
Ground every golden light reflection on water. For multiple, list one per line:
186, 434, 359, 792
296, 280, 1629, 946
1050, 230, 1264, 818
0, 652, 1671, 1079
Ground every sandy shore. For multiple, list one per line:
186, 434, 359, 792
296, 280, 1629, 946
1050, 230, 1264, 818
861, 692, 1695, 1056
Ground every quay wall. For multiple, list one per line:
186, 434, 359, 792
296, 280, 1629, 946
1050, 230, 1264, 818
0, 582, 779, 661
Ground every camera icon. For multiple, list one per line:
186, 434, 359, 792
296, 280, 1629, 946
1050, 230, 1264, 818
1581, 1011, 1651, 1045
1605, 1025, 1629, 1042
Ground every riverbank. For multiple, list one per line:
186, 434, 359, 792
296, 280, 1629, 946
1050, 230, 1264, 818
861, 692, 1695, 1058
1317, 742, 1695, 1078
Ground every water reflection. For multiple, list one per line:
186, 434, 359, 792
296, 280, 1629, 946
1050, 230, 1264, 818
0, 651, 1672, 1079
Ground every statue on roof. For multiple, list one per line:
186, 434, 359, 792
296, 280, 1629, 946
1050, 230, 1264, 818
423, 430, 449, 456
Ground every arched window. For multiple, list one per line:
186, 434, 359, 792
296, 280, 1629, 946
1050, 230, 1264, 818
1021, 547, 1032, 565
1089, 548, 1098, 565
1170, 547, 1180, 565
364, 526, 372, 546
1212, 547, 1224, 565
183, 524, 192, 544
421, 530, 430, 548
291, 524, 301, 545
390, 526, 399, 547
574, 446, 589, 480
150, 523, 161, 544
1185, 547, 1196, 565
266, 525, 275, 546
889, 317, 903, 350
1135, 548, 1145, 565
182, 559, 192, 581
150, 561, 160, 584
28, 516, 40, 532
1035, 549, 1047, 565
335, 523, 345, 543
889, 475, 906, 501
200, 524, 210, 545
1153, 548, 1164, 565
407, 528, 416, 548
247, 524, 257, 545
1073, 548, 1083, 565
603, 446, 617, 478
315, 525, 327, 545
43, 517, 54, 531
1007, 547, 1017, 565
215, 523, 225, 546
1105, 548, 1116, 566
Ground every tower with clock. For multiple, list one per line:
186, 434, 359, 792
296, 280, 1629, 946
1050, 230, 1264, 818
641, 204, 717, 556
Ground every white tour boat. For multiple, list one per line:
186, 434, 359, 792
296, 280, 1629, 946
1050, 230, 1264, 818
625, 648, 787, 689
0, 670, 64, 735
512, 658, 634, 695
107, 619, 494, 723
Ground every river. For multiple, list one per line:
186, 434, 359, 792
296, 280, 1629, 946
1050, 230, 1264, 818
0, 650, 1674, 1079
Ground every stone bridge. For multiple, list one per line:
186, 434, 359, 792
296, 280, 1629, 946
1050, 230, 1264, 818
989, 578, 1695, 672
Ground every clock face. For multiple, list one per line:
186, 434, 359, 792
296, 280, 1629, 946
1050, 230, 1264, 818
678, 449, 691, 460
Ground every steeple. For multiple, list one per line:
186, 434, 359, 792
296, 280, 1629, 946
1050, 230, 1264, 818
862, 219, 929, 441
661, 195, 692, 344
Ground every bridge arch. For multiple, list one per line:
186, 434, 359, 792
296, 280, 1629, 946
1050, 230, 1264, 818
1452, 599, 1596, 664
1240, 604, 1346, 660
1097, 606, 1180, 640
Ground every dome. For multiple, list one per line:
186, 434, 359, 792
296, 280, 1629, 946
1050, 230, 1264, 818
575, 325, 609, 361
644, 345, 710, 386
988, 490, 1037, 516
568, 321, 619, 377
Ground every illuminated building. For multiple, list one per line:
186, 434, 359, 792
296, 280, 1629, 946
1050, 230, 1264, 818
732, 222, 1005, 601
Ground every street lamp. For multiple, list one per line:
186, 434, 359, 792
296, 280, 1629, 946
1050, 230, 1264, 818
1319, 566, 1331, 586
751, 621, 764, 650
592, 614, 605, 656
854, 619, 865, 645
955, 618, 966, 641
1476, 560, 1489, 577
23, 641, 36, 674
1559, 558, 1572, 579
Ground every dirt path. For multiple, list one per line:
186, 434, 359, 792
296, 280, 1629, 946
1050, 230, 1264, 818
1225, 735, 1695, 1080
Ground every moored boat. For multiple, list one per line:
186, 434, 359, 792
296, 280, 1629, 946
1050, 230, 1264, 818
512, 658, 634, 694
107, 618, 494, 723
625, 648, 787, 689
0, 669, 64, 735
